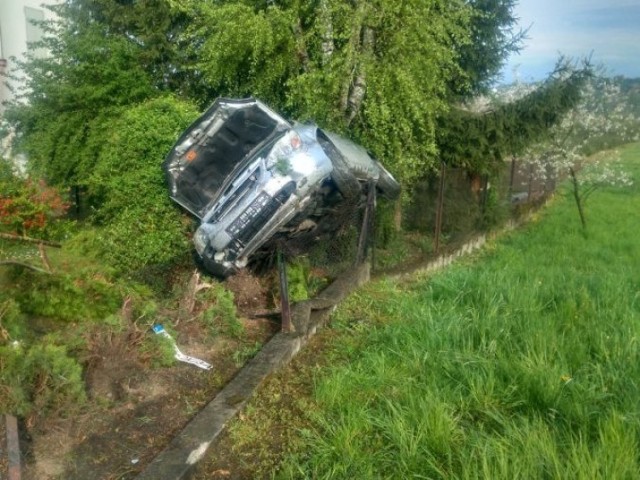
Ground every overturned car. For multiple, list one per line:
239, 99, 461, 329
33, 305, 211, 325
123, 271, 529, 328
164, 98, 400, 278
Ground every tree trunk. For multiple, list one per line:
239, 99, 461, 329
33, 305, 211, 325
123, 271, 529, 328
345, 26, 374, 126
569, 167, 587, 230
319, 0, 334, 65
294, 17, 310, 72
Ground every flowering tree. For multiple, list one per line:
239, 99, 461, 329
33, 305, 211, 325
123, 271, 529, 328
518, 74, 638, 229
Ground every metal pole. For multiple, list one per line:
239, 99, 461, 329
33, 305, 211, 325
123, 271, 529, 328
277, 251, 292, 333
356, 180, 376, 265
434, 162, 446, 254
508, 156, 516, 199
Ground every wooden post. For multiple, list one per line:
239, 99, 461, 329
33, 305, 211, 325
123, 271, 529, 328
480, 174, 490, 216
434, 162, 446, 254
527, 162, 534, 201
508, 156, 516, 200
356, 180, 376, 266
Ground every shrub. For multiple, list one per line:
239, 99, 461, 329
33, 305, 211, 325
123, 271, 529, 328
7, 268, 122, 323
0, 162, 70, 238
84, 96, 199, 272
199, 283, 243, 338
0, 299, 26, 341
0, 343, 86, 417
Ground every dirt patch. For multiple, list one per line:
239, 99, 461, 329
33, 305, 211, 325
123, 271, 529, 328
0, 418, 7, 478
225, 269, 273, 314
18, 270, 279, 480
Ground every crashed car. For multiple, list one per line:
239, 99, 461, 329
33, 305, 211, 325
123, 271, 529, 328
164, 98, 400, 278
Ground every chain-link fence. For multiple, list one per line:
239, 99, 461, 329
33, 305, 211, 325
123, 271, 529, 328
404, 158, 557, 255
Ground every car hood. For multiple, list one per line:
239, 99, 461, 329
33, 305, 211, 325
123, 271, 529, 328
164, 98, 291, 219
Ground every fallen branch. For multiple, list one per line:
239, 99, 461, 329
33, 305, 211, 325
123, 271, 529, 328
0, 260, 52, 274
177, 270, 213, 322
0, 232, 61, 248
38, 243, 52, 272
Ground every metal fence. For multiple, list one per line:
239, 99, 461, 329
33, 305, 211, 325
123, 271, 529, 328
405, 158, 556, 253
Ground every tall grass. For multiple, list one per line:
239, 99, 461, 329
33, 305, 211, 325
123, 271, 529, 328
279, 144, 640, 479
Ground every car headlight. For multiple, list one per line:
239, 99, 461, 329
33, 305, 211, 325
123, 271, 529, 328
265, 131, 302, 171
193, 228, 209, 255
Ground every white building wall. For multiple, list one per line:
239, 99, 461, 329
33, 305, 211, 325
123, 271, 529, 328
0, 0, 61, 116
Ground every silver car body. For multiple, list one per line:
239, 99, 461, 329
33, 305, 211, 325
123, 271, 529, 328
164, 98, 395, 277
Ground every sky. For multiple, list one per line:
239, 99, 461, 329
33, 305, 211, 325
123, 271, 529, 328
501, 0, 640, 83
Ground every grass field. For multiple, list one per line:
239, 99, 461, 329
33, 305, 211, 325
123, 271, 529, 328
276, 144, 640, 479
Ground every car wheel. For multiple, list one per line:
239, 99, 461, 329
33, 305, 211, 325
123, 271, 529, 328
318, 134, 361, 198
374, 160, 401, 200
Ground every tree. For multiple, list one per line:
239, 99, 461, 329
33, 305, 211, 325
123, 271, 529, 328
179, 0, 524, 186
7, 0, 528, 191
451, 0, 527, 97
517, 73, 637, 229
436, 58, 593, 174
4, 11, 157, 186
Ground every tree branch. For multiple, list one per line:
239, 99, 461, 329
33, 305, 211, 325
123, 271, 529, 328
581, 184, 600, 203
0, 261, 52, 274
0, 232, 61, 248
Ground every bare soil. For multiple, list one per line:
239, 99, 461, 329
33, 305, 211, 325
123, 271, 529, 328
19, 270, 279, 480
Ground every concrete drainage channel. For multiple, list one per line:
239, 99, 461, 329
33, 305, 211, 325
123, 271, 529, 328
136, 262, 372, 480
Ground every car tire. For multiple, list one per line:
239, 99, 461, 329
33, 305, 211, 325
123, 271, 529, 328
318, 133, 361, 199
374, 160, 401, 200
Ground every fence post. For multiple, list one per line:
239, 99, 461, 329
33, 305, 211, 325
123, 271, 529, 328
277, 251, 292, 333
6, 414, 21, 480
356, 180, 376, 266
434, 161, 446, 254
527, 162, 534, 201
508, 156, 516, 200
480, 174, 489, 216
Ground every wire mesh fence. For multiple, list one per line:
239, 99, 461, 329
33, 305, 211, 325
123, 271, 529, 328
231, 157, 557, 280
403, 157, 557, 258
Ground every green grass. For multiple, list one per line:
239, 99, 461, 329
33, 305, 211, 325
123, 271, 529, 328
278, 144, 640, 479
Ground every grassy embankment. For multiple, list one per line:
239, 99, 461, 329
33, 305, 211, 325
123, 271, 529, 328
270, 143, 640, 478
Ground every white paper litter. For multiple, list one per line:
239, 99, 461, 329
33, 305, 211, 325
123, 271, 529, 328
152, 324, 212, 370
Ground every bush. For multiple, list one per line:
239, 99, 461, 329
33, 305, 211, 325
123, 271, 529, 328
6, 268, 122, 323
199, 283, 243, 338
0, 161, 70, 238
84, 96, 199, 272
0, 299, 26, 341
0, 343, 86, 417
